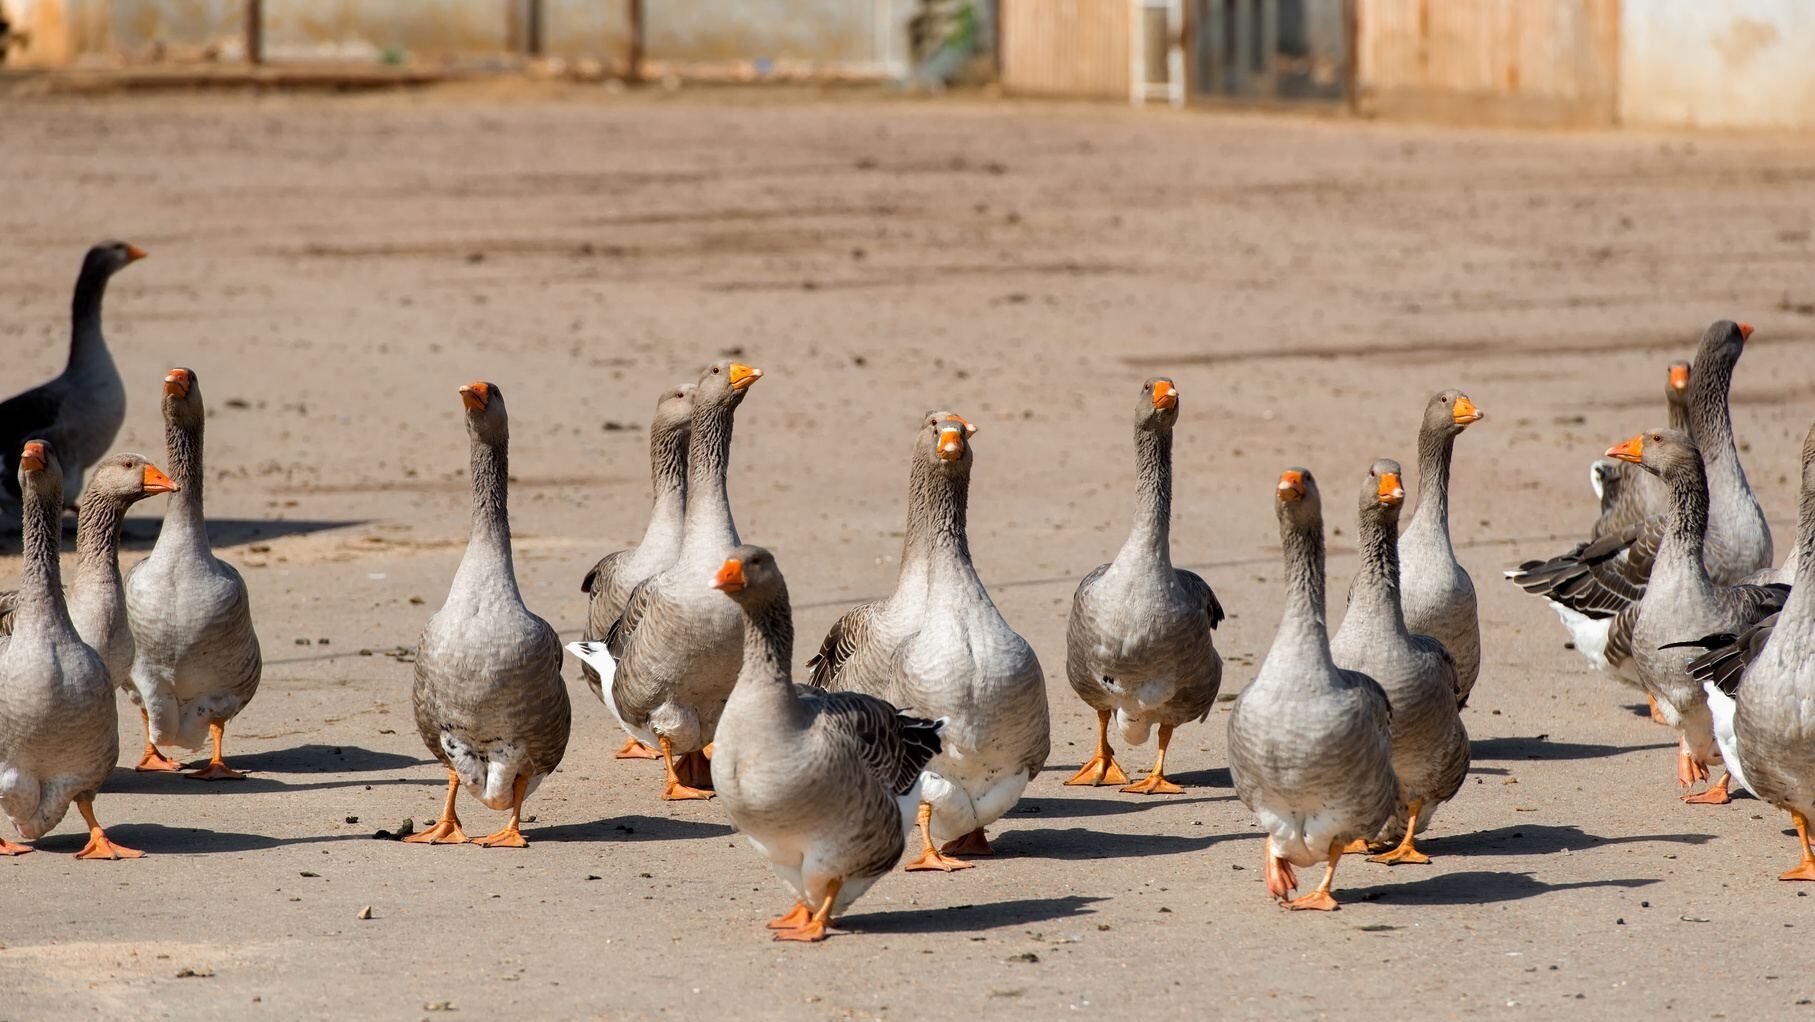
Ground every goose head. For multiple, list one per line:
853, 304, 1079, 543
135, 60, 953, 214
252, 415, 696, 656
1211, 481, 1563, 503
83, 240, 147, 280
16, 439, 65, 505
1137, 377, 1180, 433
1358, 458, 1406, 524
697, 361, 763, 410
710, 544, 785, 608
161, 367, 206, 427
1693, 321, 1752, 378
458, 381, 509, 444
653, 382, 698, 432
1606, 428, 1699, 481
81, 453, 177, 512
1666, 361, 1691, 405
920, 411, 976, 472
1275, 466, 1322, 531
1423, 389, 1482, 438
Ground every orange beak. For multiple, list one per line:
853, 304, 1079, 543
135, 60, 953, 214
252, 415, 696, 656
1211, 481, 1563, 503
936, 424, 966, 461
711, 558, 746, 593
125, 243, 148, 262
1277, 470, 1305, 502
19, 442, 47, 473
1377, 471, 1404, 506
458, 382, 490, 412
1451, 395, 1482, 425
944, 413, 978, 437
1738, 323, 1754, 341
163, 368, 191, 398
728, 363, 763, 391
141, 463, 177, 494
1606, 435, 1645, 464
1151, 379, 1178, 411
1668, 363, 1690, 392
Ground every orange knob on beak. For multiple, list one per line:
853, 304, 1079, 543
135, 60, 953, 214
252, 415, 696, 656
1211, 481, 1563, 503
1152, 380, 1178, 411
1377, 471, 1404, 506
458, 382, 490, 412
1277, 470, 1305, 502
711, 558, 747, 593
19, 442, 47, 473
163, 368, 192, 398
141, 464, 178, 494
943, 413, 978, 437
936, 424, 966, 461
125, 244, 148, 262
1668, 363, 1690, 392
728, 364, 764, 391
1606, 435, 1645, 464
1451, 395, 1483, 425
1738, 323, 1755, 341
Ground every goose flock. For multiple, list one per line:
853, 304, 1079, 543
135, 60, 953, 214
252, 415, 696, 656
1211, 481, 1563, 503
4, 243, 1815, 942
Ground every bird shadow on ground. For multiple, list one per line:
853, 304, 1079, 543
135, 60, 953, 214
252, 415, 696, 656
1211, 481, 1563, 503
845, 895, 1107, 935
1010, 794, 1229, 821
531, 814, 735, 844
1041, 764, 1232, 791
1004, 826, 1240, 861
220, 744, 428, 775
29, 823, 376, 856
115, 517, 366, 551
104, 769, 440, 797
1342, 869, 1658, 907
1470, 736, 1675, 761
1427, 823, 1715, 857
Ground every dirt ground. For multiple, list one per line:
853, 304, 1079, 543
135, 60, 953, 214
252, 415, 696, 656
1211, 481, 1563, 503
3, 84, 1815, 1021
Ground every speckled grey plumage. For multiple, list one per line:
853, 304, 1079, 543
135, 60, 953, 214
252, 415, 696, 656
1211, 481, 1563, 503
1399, 390, 1482, 706
0, 442, 119, 841
1066, 379, 1222, 749
1229, 468, 1398, 874
0, 243, 138, 516
1332, 459, 1468, 845
412, 383, 570, 811
1591, 362, 1691, 540
606, 362, 759, 755
711, 546, 942, 920
123, 369, 261, 751
577, 383, 694, 703
809, 414, 1049, 845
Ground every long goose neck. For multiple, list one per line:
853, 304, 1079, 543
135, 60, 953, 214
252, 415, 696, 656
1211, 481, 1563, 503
921, 468, 975, 577
68, 266, 112, 372
456, 432, 518, 594
1116, 429, 1173, 569
1349, 508, 1407, 633
644, 422, 689, 540
679, 403, 737, 558
1792, 459, 1815, 591
733, 593, 804, 715
73, 494, 126, 593
17, 485, 70, 629
1659, 458, 1711, 576
1275, 521, 1332, 655
1411, 425, 1453, 532
164, 414, 210, 547
1688, 357, 1745, 492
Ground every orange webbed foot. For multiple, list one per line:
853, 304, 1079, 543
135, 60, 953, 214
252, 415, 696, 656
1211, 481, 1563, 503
1682, 774, 1731, 805
1119, 772, 1183, 795
1063, 752, 1129, 787
772, 919, 829, 943
661, 780, 714, 801
472, 825, 528, 849
135, 745, 185, 772
1339, 838, 1372, 855
1674, 742, 1709, 788
904, 847, 974, 872
613, 738, 661, 760
402, 820, 470, 845
1263, 854, 1297, 900
1367, 843, 1431, 866
1284, 889, 1339, 911
186, 761, 247, 782
1780, 861, 1815, 882
0, 838, 35, 856
767, 903, 812, 930
76, 831, 144, 860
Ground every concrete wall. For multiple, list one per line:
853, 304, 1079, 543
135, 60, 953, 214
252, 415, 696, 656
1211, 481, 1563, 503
1620, 0, 1815, 130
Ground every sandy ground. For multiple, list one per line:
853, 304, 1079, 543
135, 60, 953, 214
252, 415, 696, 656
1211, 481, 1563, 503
3, 85, 1815, 1021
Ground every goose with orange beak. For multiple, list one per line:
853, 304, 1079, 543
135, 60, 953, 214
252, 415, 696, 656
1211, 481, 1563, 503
0, 453, 179, 771
1063, 378, 1224, 796
123, 368, 263, 782
705, 545, 943, 942
1331, 459, 1469, 865
1589, 361, 1693, 540
1604, 428, 1785, 805
0, 241, 143, 518
804, 412, 1048, 872
1398, 390, 1485, 708
1228, 468, 1397, 910
0, 440, 144, 859
569, 361, 764, 801
409, 381, 570, 847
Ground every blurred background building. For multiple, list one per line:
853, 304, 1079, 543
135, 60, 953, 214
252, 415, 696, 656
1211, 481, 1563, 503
3, 0, 1812, 130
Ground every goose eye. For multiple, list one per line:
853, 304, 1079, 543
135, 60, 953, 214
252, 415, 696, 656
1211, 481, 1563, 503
712, 366, 721, 374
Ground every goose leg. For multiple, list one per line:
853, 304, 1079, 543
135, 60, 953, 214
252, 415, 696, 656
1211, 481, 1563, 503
73, 799, 143, 860
903, 802, 973, 872
1367, 800, 1431, 865
659, 736, 713, 800
613, 737, 661, 760
766, 902, 812, 930
133, 707, 184, 772
1263, 836, 1297, 900
1284, 845, 1343, 911
1779, 810, 1815, 882
1119, 724, 1184, 795
1648, 694, 1667, 725
1682, 771, 1732, 805
0, 835, 34, 856
1063, 709, 1129, 786
185, 721, 247, 781
773, 877, 842, 943
473, 774, 530, 848
403, 769, 470, 844
674, 749, 715, 792
1674, 737, 1709, 788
